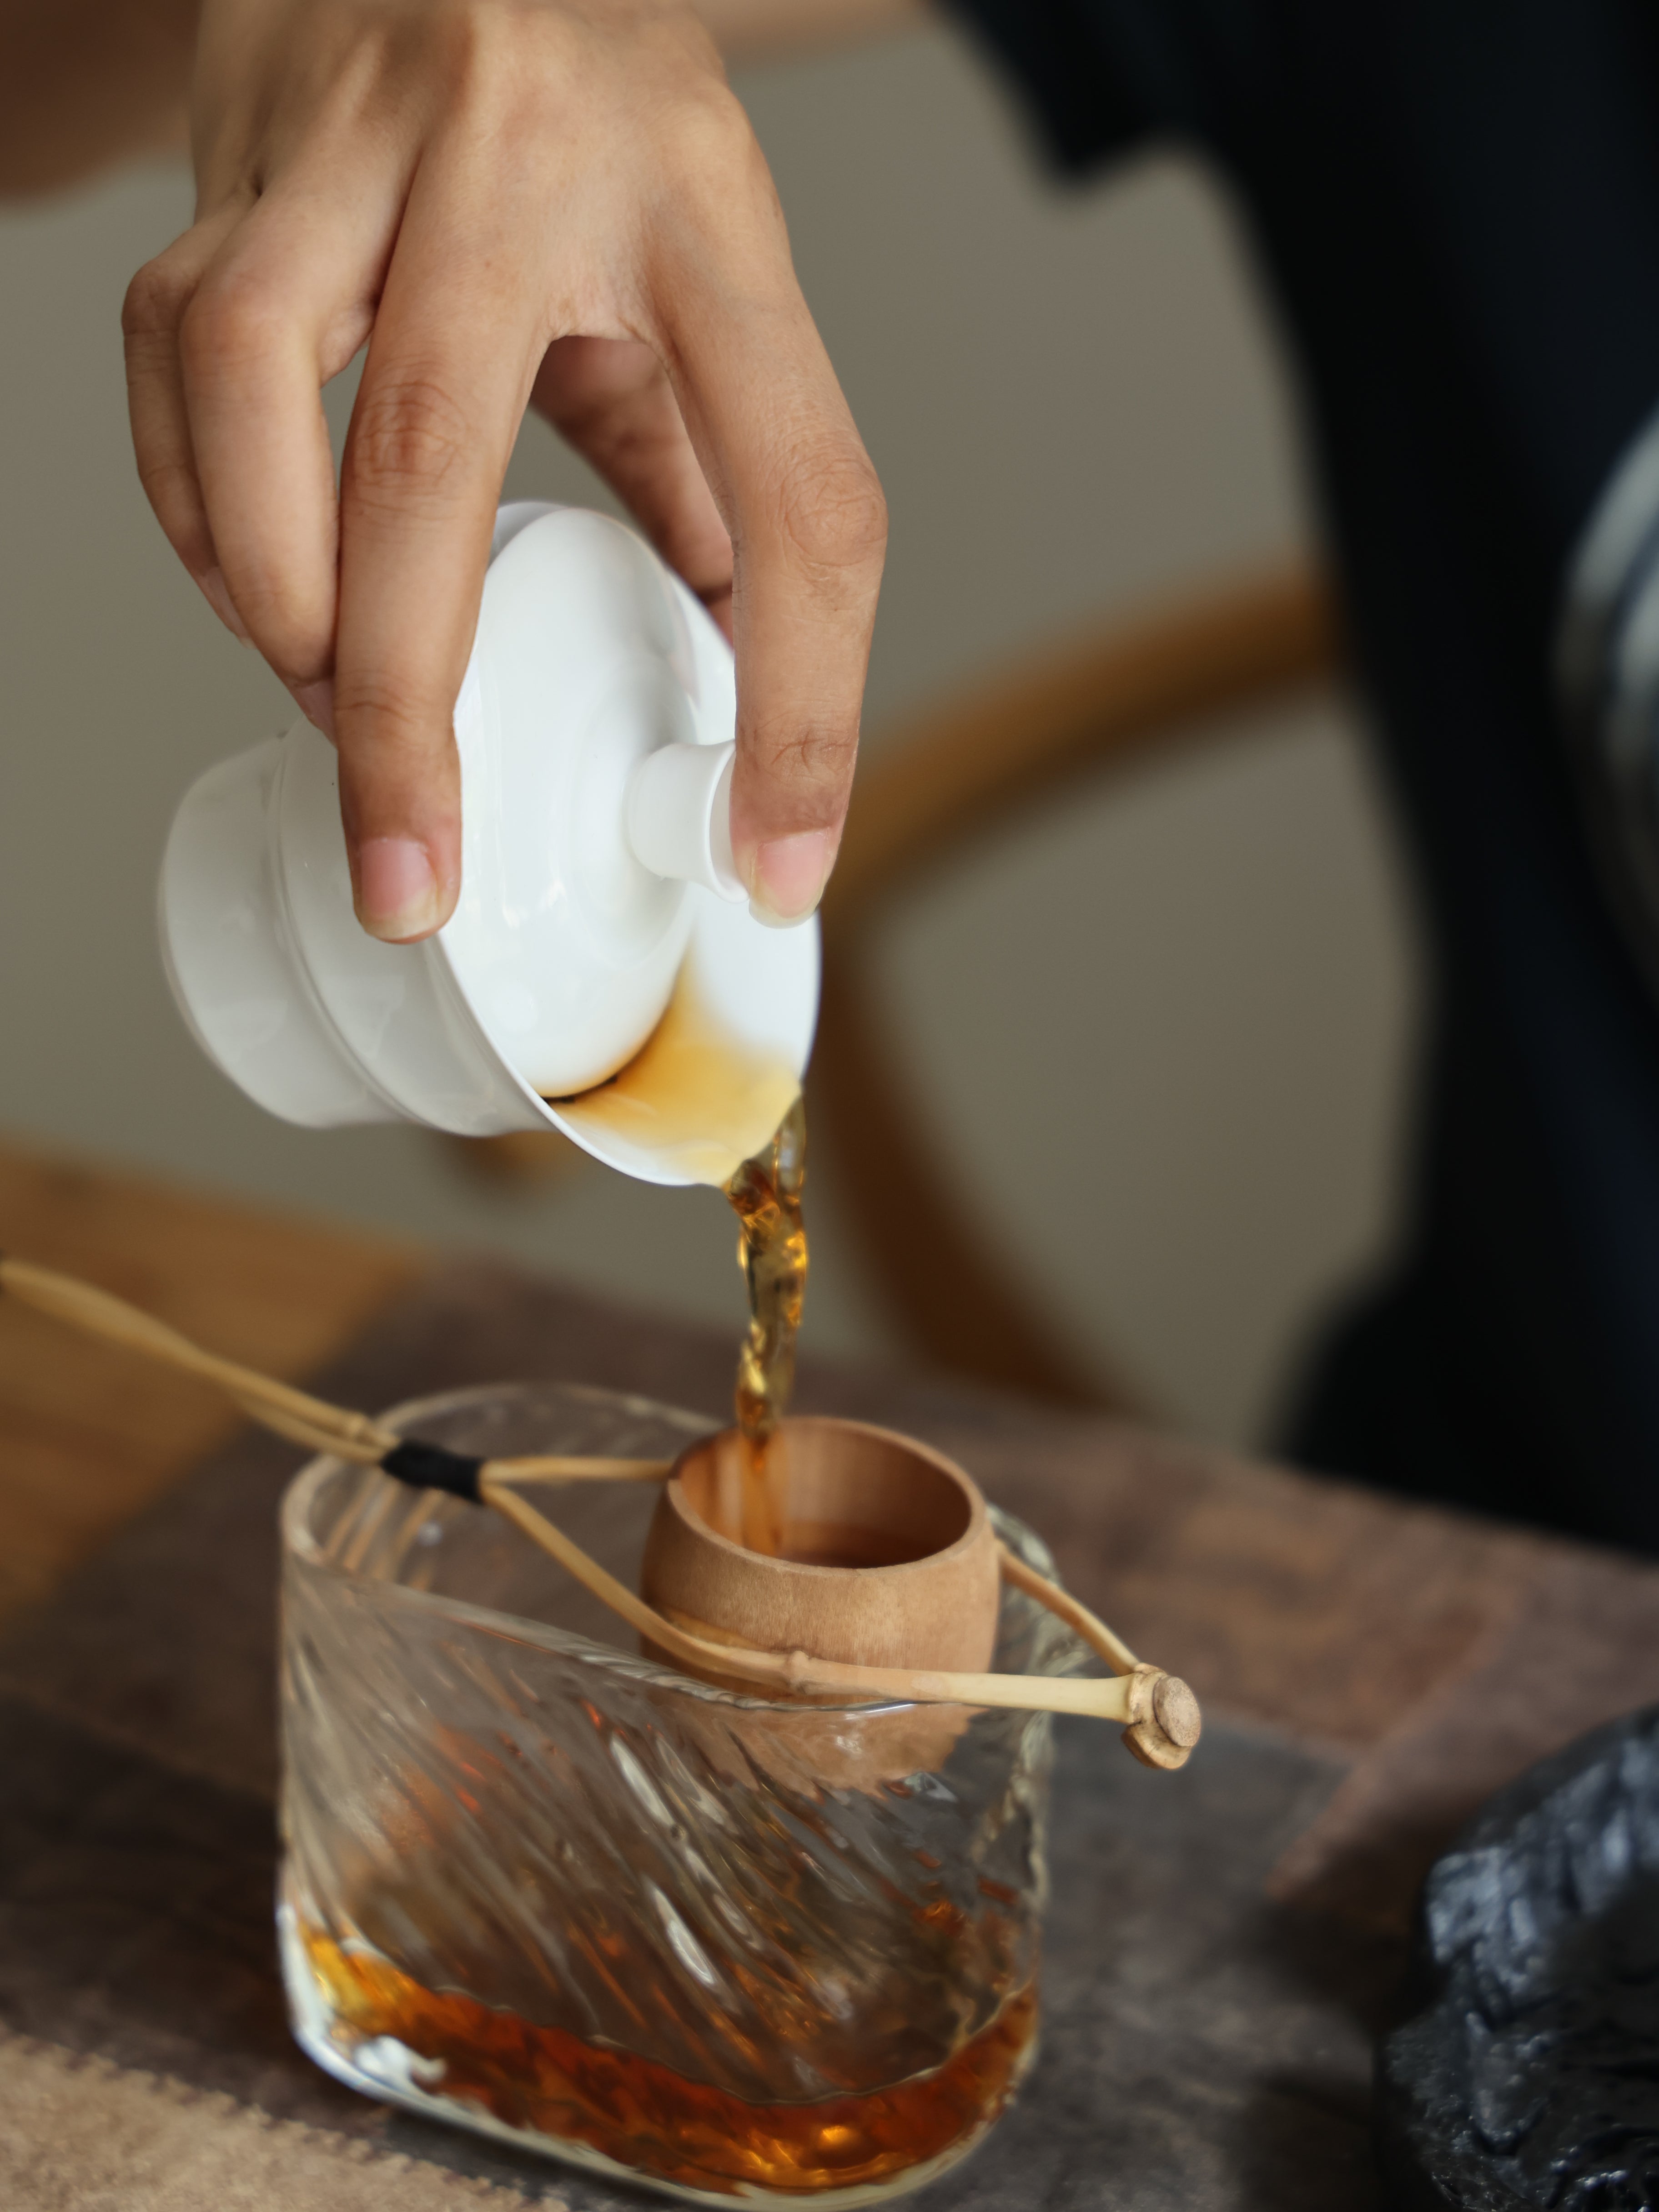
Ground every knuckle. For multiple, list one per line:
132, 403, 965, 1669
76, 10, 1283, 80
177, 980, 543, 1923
755, 711, 860, 794
777, 448, 888, 587
439, 6, 591, 129
652, 87, 786, 270
661, 80, 758, 186
346, 374, 472, 511
229, 583, 327, 679
122, 255, 194, 342
334, 670, 442, 746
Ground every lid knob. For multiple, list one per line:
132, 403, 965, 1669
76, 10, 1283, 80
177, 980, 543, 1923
626, 739, 744, 903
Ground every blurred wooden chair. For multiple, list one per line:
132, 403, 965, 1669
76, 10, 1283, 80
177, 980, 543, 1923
451, 560, 1343, 1408
815, 561, 1341, 1411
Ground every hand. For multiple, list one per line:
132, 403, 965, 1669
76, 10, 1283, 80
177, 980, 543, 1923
123, 0, 886, 940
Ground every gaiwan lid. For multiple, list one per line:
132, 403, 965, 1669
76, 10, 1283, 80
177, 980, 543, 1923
158, 503, 817, 1189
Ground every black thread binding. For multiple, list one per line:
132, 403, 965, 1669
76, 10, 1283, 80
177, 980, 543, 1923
379, 1439, 485, 1503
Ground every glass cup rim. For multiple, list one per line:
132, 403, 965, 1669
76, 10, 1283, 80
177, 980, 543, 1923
281, 1378, 1065, 1719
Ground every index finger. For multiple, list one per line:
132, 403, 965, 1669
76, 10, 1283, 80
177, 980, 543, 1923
332, 202, 538, 940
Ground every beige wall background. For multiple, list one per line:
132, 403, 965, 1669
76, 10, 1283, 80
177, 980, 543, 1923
0, 24, 1421, 1449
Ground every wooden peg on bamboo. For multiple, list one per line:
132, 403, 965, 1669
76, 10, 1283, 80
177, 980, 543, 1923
1120, 1663, 1203, 1770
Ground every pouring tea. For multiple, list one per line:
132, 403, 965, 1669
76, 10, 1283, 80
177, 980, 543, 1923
34, 494, 1206, 2204
160, 502, 820, 1537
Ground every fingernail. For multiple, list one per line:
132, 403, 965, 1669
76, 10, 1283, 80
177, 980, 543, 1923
749, 830, 835, 928
198, 565, 252, 646
293, 678, 335, 740
357, 837, 443, 942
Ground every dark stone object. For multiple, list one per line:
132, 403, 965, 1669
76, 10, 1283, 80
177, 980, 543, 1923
1378, 1703, 1659, 2211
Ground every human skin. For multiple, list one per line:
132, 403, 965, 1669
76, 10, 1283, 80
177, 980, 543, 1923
1, 0, 921, 938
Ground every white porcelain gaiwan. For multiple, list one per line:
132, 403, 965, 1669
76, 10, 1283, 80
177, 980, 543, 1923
158, 503, 819, 1186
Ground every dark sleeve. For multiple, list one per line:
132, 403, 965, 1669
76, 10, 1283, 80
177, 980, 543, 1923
939, 0, 1252, 175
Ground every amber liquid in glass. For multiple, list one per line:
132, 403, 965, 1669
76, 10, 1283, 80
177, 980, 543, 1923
303, 1921, 1033, 2199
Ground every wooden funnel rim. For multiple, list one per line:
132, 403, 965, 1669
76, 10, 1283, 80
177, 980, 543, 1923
665, 1415, 988, 1579
645, 1415, 1002, 1677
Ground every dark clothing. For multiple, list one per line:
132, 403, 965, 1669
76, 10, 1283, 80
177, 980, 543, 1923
945, 0, 1659, 1548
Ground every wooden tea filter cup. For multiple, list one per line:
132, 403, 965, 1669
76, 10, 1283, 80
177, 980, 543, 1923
641, 1416, 1002, 1783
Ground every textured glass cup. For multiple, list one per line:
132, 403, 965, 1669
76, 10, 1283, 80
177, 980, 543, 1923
278, 1383, 1086, 2206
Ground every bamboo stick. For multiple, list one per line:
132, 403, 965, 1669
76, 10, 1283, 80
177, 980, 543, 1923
0, 1258, 667, 1483
998, 1543, 1140, 1675
0, 1257, 397, 1459
484, 1474, 1134, 1720
487, 1456, 674, 1485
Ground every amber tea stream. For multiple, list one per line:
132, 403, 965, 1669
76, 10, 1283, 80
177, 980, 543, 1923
723, 1092, 806, 1556
551, 975, 809, 1558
